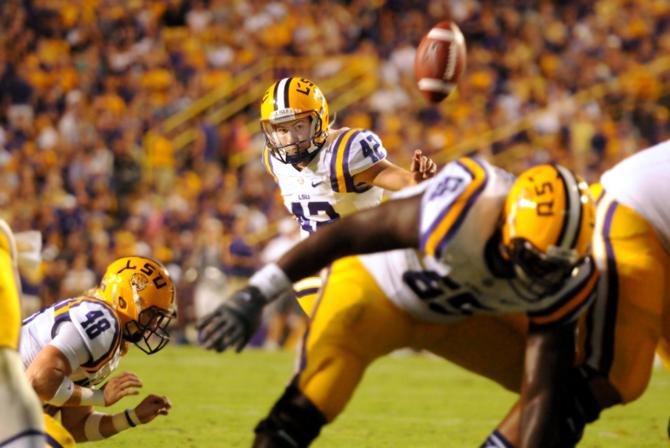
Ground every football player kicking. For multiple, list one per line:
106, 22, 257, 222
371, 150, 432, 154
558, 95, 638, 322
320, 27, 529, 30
259, 77, 436, 314
485, 138, 670, 447
0, 219, 45, 447
20, 256, 176, 446
199, 157, 598, 447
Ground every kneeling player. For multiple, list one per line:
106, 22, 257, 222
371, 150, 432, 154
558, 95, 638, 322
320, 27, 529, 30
21, 256, 176, 445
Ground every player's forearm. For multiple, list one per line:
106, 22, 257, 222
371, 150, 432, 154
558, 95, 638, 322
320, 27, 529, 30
354, 160, 417, 192
519, 325, 575, 447
519, 388, 556, 447
67, 409, 142, 442
278, 195, 421, 281
370, 167, 416, 191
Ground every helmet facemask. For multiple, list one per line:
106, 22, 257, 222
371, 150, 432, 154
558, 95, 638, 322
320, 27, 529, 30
123, 306, 175, 355
261, 110, 325, 165
505, 238, 579, 302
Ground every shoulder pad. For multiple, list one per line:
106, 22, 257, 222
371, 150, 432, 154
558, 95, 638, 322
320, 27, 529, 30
66, 298, 122, 373
419, 157, 490, 259
329, 128, 387, 192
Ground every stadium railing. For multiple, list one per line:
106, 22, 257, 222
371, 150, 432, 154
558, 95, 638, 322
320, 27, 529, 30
144, 54, 380, 170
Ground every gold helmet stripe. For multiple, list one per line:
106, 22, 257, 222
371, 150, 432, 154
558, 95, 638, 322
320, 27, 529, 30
554, 164, 583, 250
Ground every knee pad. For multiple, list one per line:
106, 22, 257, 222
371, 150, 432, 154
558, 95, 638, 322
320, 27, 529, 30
253, 380, 327, 448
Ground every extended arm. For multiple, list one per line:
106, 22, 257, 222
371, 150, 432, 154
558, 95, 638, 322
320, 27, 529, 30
518, 323, 576, 447
279, 194, 421, 281
198, 194, 422, 352
353, 150, 437, 191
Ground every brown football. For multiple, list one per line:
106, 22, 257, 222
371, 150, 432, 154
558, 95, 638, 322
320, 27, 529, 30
414, 20, 467, 103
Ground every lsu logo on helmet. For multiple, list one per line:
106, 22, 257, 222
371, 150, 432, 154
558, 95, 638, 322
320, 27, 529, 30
94, 256, 177, 354
260, 77, 330, 165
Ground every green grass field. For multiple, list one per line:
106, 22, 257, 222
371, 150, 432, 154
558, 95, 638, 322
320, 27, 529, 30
95, 345, 670, 447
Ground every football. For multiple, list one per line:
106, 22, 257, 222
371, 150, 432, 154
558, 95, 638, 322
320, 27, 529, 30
414, 20, 467, 103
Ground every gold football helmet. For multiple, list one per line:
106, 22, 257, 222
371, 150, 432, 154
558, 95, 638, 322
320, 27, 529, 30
94, 256, 177, 354
260, 77, 330, 165
502, 164, 595, 300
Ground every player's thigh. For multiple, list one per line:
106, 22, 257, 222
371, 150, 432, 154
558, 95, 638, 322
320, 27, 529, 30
298, 256, 414, 420
418, 313, 528, 392
585, 199, 667, 403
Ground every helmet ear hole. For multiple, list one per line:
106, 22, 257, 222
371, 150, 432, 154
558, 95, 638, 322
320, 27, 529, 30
124, 321, 142, 343
118, 296, 127, 310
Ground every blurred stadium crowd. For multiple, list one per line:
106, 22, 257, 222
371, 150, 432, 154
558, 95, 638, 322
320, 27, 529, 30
1, 0, 669, 346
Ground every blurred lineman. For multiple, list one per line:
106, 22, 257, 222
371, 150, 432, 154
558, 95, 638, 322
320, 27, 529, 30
20, 256, 176, 446
200, 158, 597, 447
259, 77, 436, 314
0, 219, 45, 447
492, 139, 670, 446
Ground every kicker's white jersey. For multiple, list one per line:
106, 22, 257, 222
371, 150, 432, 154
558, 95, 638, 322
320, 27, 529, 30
600, 139, 670, 253
263, 127, 387, 238
20, 297, 122, 386
360, 157, 598, 328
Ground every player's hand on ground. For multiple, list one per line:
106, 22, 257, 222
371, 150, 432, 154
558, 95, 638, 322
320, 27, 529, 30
102, 371, 143, 406
196, 286, 266, 353
135, 394, 172, 424
410, 149, 438, 182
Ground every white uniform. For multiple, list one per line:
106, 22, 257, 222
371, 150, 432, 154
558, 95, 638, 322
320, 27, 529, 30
263, 127, 388, 237
600, 139, 670, 253
20, 297, 122, 387
360, 157, 598, 328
